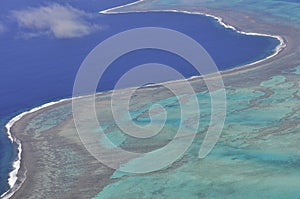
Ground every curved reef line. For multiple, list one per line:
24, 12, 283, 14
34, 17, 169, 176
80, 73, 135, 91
4, 1, 287, 198
100, 0, 145, 14
99, 4, 286, 75
1, 98, 72, 199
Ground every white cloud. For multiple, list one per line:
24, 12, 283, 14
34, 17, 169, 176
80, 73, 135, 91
11, 3, 100, 38
0, 23, 6, 33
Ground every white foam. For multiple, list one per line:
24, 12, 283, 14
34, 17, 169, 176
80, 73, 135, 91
1, 98, 71, 199
1, 2, 287, 198
99, 0, 145, 14
99, 5, 286, 71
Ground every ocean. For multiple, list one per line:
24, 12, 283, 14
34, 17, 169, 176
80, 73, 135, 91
0, 0, 280, 195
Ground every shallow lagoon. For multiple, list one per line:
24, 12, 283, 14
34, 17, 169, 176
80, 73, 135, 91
11, 63, 300, 198
1, 0, 300, 197
0, 0, 281, 194
93, 65, 300, 198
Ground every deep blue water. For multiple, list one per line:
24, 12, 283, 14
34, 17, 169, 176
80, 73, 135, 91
0, 0, 279, 195
275, 0, 300, 3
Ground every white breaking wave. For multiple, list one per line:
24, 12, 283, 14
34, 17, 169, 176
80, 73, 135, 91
1, 98, 71, 199
99, 3, 286, 71
2, 1, 287, 198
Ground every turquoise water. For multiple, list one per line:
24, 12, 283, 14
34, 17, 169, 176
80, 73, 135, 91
15, 63, 300, 198
0, 0, 282, 195
118, 0, 300, 24
293, 65, 300, 74
89, 2, 300, 197
1, 0, 300, 197
1, 1, 283, 196
92, 64, 300, 198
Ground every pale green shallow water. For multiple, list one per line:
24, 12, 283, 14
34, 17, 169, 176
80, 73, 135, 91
91, 64, 300, 198
88, 1, 300, 198
121, 0, 300, 24
15, 0, 300, 198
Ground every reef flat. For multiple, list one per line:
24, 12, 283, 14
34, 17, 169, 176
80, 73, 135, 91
7, 0, 300, 198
